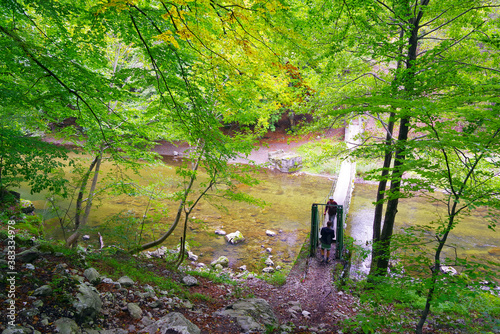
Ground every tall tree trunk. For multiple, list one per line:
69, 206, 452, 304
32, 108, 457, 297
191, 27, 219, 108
369, 27, 405, 278
370, 0, 429, 276
373, 116, 410, 273
369, 112, 395, 277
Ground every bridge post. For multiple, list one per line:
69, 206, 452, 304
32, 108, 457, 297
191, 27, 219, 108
310, 204, 319, 256
335, 206, 344, 260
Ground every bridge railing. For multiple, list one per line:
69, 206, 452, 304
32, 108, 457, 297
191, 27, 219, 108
310, 204, 344, 259
341, 161, 356, 229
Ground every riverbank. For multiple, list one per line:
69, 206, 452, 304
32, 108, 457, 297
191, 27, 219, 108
151, 127, 345, 166
2, 228, 497, 334
0, 231, 358, 333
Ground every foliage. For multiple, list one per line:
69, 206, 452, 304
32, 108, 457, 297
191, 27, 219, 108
100, 211, 150, 252
296, 140, 346, 175
49, 275, 79, 304
14, 215, 44, 238
343, 273, 500, 333
227, 285, 255, 300
334, 236, 369, 290
1, 0, 298, 251
0, 125, 70, 197
263, 271, 287, 287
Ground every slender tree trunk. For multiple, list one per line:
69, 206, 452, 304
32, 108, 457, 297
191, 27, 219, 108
176, 216, 190, 267
74, 156, 99, 231
416, 206, 457, 333
67, 150, 103, 247
81, 153, 102, 226
133, 147, 204, 253
134, 179, 193, 253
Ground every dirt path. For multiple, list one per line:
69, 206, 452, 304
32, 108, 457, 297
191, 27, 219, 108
244, 243, 358, 332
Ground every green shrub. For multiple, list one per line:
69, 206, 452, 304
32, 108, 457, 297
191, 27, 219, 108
264, 271, 287, 286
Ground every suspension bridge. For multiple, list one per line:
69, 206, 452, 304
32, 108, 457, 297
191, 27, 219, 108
309, 117, 364, 260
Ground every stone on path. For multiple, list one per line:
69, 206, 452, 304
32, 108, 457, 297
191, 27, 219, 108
73, 283, 102, 323
83, 268, 101, 285
182, 275, 199, 286
33, 284, 52, 296
1, 327, 32, 334
127, 303, 143, 320
117, 276, 134, 287
139, 312, 201, 334
215, 298, 278, 333
54, 317, 81, 334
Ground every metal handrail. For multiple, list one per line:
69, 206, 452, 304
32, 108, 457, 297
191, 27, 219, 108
310, 204, 344, 259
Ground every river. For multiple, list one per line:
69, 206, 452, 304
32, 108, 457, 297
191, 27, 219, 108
20, 155, 333, 272
17, 155, 498, 275
348, 183, 499, 279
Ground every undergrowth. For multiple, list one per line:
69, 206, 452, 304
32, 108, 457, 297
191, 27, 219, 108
341, 275, 500, 333
86, 250, 188, 298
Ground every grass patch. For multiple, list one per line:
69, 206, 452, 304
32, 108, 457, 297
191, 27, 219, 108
188, 268, 237, 285
264, 271, 287, 286
87, 251, 187, 297
189, 292, 213, 302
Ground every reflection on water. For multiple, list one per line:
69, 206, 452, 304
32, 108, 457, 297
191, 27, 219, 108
347, 183, 499, 278
19, 155, 333, 272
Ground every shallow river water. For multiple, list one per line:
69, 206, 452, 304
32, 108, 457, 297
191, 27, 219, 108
22, 155, 333, 272
348, 183, 499, 277
19, 155, 498, 274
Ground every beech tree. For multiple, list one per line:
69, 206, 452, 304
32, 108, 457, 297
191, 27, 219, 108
0, 0, 299, 252
295, 0, 500, 275
294, 0, 500, 330
409, 96, 500, 333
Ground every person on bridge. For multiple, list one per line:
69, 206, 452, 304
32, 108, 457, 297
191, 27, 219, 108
320, 220, 336, 263
323, 196, 338, 224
